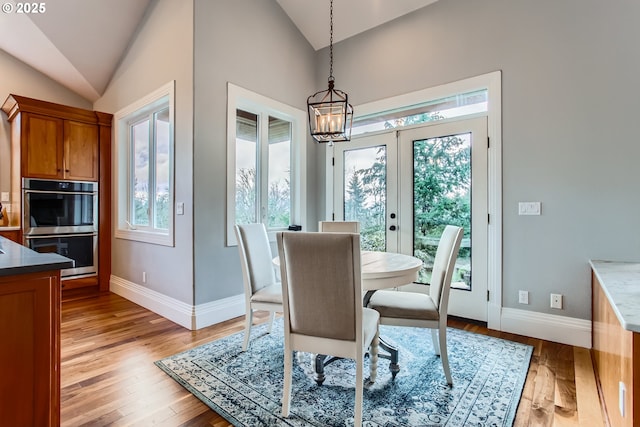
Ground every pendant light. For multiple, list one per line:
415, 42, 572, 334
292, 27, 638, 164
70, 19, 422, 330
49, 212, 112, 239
307, 0, 353, 143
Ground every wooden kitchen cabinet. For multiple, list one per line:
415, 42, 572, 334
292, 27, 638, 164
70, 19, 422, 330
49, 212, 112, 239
0, 269, 61, 427
21, 112, 98, 181
1, 94, 112, 296
0, 229, 21, 243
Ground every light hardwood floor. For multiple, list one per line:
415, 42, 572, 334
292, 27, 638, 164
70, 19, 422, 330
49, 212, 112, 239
60, 293, 608, 426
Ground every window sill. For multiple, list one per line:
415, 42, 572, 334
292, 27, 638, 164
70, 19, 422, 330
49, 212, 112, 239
115, 228, 174, 247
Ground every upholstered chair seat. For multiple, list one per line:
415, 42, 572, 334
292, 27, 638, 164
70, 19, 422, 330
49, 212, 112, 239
368, 291, 439, 321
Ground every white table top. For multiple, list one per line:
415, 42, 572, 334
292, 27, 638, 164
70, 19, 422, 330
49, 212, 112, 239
360, 251, 423, 291
274, 250, 423, 291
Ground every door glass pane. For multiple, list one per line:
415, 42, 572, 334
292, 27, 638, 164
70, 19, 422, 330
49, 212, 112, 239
132, 120, 150, 226
235, 109, 257, 224
413, 133, 471, 289
343, 146, 386, 251
267, 116, 291, 229
154, 107, 170, 229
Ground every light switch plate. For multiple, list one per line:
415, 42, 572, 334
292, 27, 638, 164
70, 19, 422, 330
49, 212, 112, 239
518, 202, 541, 215
0, 192, 9, 202
176, 202, 184, 215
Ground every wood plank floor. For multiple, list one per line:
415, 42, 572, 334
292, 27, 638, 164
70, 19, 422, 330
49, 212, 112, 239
60, 293, 608, 426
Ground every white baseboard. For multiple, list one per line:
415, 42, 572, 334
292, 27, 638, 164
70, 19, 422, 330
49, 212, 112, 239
109, 275, 245, 330
500, 307, 591, 348
109, 275, 591, 346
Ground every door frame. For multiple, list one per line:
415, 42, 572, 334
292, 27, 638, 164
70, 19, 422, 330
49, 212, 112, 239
324, 71, 502, 330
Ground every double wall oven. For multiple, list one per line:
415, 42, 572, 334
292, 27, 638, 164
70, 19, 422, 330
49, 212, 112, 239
23, 178, 98, 278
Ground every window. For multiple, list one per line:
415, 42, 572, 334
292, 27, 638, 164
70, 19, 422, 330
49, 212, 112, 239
226, 83, 306, 245
114, 81, 175, 246
351, 89, 488, 136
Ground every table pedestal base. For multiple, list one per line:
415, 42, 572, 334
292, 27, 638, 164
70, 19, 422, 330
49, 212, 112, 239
312, 338, 399, 385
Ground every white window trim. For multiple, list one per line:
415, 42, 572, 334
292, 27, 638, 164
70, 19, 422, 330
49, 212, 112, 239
113, 81, 176, 246
226, 82, 307, 246
326, 71, 502, 330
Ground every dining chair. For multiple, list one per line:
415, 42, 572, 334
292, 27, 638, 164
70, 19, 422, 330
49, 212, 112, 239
366, 225, 463, 385
276, 231, 379, 427
234, 223, 282, 351
318, 220, 361, 233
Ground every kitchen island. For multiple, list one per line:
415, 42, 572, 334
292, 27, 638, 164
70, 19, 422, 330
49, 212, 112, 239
0, 236, 73, 427
590, 260, 640, 427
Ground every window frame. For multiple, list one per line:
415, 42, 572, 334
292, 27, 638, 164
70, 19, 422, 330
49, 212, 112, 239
226, 82, 307, 246
114, 81, 175, 246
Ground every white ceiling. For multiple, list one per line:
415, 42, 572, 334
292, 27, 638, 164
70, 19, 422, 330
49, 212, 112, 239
0, 0, 437, 103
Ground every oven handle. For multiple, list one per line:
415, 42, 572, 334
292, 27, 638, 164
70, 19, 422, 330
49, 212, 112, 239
24, 189, 97, 196
25, 233, 97, 239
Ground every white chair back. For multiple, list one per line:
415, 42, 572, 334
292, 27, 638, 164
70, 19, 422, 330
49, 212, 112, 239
318, 221, 360, 233
235, 223, 277, 295
430, 225, 464, 312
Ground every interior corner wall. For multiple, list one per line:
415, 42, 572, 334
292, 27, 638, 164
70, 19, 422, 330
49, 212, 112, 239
324, 0, 640, 320
93, 0, 195, 305
0, 50, 92, 201
192, 0, 317, 305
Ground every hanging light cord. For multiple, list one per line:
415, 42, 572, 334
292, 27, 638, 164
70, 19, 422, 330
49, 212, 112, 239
328, 0, 334, 84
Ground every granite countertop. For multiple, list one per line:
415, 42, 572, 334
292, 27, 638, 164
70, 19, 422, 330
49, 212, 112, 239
590, 260, 640, 333
0, 236, 74, 277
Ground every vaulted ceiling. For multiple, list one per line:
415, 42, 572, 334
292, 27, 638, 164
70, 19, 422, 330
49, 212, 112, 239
0, 0, 437, 102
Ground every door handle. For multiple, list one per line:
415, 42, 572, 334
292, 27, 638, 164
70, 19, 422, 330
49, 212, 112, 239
389, 225, 397, 231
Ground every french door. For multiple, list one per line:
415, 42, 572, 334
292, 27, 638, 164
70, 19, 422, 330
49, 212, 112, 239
332, 117, 488, 321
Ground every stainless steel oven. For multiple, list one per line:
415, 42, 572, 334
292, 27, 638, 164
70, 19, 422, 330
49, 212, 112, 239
24, 233, 97, 278
23, 178, 98, 278
23, 178, 97, 235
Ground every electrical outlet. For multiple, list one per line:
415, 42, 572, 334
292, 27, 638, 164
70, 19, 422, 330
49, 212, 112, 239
518, 202, 541, 215
550, 293, 563, 309
518, 290, 529, 304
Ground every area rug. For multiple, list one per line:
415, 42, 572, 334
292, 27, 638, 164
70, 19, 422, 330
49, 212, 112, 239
155, 321, 532, 426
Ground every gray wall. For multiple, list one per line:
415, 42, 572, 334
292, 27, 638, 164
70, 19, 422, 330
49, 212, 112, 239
93, 0, 195, 304
192, 0, 318, 304
324, 0, 640, 319
0, 50, 92, 211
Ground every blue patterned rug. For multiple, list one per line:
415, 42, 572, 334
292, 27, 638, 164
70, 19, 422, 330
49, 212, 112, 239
155, 321, 532, 426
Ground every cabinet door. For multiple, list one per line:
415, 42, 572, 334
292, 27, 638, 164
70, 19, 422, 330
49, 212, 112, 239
0, 271, 60, 427
23, 113, 64, 179
64, 121, 99, 181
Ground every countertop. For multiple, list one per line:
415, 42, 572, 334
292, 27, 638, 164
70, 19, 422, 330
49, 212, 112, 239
0, 236, 73, 277
590, 260, 640, 333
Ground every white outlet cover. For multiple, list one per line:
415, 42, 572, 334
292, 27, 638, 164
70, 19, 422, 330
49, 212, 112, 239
518, 290, 529, 304
518, 202, 541, 215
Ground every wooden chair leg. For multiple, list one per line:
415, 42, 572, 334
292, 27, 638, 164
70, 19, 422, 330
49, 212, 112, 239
267, 311, 275, 333
439, 325, 452, 386
282, 349, 293, 417
354, 354, 364, 427
242, 308, 253, 351
431, 328, 440, 356
369, 331, 379, 384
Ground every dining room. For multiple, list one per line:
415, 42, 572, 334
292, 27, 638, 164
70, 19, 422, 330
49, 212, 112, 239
1, 0, 638, 425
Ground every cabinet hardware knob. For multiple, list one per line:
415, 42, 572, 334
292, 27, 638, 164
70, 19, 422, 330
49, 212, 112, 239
389, 225, 397, 231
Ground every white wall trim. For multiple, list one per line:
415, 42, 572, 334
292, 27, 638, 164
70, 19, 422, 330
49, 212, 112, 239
110, 275, 245, 330
501, 307, 592, 348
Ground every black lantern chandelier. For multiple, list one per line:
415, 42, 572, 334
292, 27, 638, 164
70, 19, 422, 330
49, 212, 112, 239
307, 0, 353, 143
